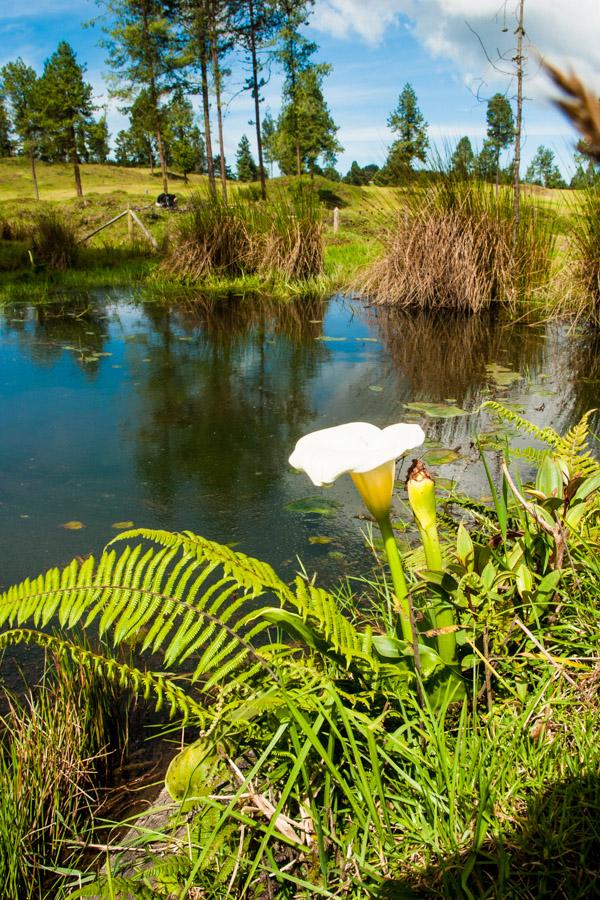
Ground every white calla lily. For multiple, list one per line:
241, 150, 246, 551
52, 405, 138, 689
288, 422, 425, 520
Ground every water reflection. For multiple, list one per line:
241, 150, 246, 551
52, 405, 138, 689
0, 293, 598, 601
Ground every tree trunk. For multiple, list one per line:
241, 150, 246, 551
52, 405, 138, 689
70, 126, 83, 198
211, 35, 228, 200
199, 38, 216, 198
154, 114, 169, 194
512, 0, 525, 251
141, 0, 168, 194
29, 145, 39, 201
248, 0, 267, 200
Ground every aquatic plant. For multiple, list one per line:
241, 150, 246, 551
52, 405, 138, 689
354, 177, 556, 310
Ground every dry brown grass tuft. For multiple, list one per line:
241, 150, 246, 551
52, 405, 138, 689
353, 180, 555, 311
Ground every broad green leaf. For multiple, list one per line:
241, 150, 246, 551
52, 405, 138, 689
486, 363, 523, 387
456, 524, 474, 571
285, 496, 339, 517
423, 447, 462, 465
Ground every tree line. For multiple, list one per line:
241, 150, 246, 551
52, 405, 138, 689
1, 2, 597, 200
0, 0, 342, 200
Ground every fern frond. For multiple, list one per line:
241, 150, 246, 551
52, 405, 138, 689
109, 528, 293, 600
554, 410, 600, 478
483, 401, 560, 447
0, 530, 280, 692
484, 403, 599, 478
0, 629, 205, 724
288, 578, 378, 669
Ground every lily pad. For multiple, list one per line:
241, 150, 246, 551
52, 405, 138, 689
112, 521, 135, 530
315, 335, 347, 342
308, 535, 334, 545
328, 550, 345, 560
285, 496, 339, 517
434, 477, 457, 492
61, 520, 85, 530
368, 385, 383, 392
404, 401, 469, 418
486, 363, 523, 387
423, 447, 462, 466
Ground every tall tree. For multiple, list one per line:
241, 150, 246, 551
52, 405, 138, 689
231, 0, 281, 199
525, 145, 566, 189
1, 60, 43, 198
86, 115, 111, 163
38, 42, 93, 197
275, 0, 315, 177
384, 83, 429, 181
0, 94, 11, 156
570, 140, 600, 188
261, 108, 277, 176
100, 0, 181, 194
450, 136, 475, 179
236, 133, 258, 181
274, 65, 341, 176
486, 93, 515, 194
165, 87, 206, 181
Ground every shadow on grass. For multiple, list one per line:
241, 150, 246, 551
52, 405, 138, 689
378, 773, 600, 899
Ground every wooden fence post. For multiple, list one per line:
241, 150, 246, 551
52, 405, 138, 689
333, 207, 340, 234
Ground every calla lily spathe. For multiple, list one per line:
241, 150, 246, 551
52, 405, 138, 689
289, 422, 425, 521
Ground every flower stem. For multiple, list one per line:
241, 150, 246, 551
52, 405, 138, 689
377, 515, 413, 644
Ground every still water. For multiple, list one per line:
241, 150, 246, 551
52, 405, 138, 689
1, 292, 599, 599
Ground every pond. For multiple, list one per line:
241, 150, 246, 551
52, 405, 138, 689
1, 292, 599, 626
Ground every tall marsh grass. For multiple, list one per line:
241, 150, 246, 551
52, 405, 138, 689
564, 186, 600, 324
32, 209, 79, 270
162, 189, 323, 282
355, 178, 556, 311
0, 653, 125, 898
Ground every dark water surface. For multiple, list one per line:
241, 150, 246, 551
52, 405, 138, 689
1, 292, 599, 603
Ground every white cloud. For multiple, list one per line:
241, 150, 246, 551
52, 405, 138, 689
313, 0, 600, 96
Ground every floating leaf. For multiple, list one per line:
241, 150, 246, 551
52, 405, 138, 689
308, 535, 334, 545
368, 385, 383, 392
404, 401, 469, 418
423, 447, 462, 465
285, 496, 339, 517
112, 521, 134, 530
315, 335, 347, 342
61, 520, 85, 530
486, 363, 522, 387
328, 550, 344, 560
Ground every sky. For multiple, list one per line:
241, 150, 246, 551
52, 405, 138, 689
1, 0, 600, 178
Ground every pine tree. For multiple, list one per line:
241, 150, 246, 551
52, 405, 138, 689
99, 0, 181, 194
236, 134, 258, 181
0, 94, 11, 156
381, 83, 428, 182
86, 116, 111, 163
274, 65, 341, 175
450, 136, 475, 179
231, 0, 282, 198
165, 88, 206, 181
1, 59, 43, 198
524, 145, 566, 189
38, 42, 93, 197
261, 109, 277, 176
485, 93, 515, 193
475, 141, 497, 182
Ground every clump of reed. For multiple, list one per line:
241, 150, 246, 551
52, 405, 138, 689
564, 186, 600, 324
354, 177, 556, 311
31, 209, 79, 269
162, 191, 253, 280
0, 653, 126, 898
257, 192, 323, 280
162, 189, 323, 282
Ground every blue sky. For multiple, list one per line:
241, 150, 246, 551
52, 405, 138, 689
1, 0, 599, 177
